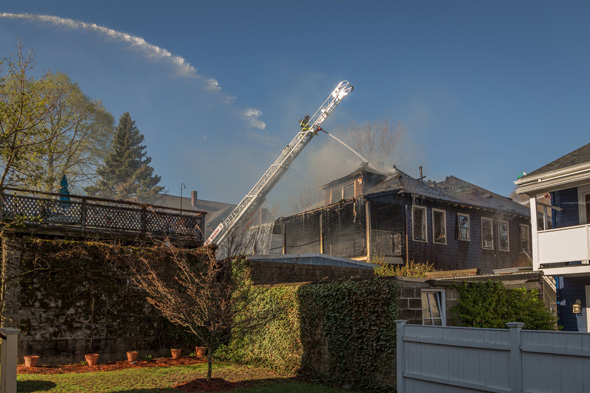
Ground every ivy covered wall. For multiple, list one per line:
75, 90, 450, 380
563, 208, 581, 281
218, 278, 400, 392
1, 230, 196, 364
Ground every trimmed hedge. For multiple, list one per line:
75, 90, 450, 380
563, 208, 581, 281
218, 278, 399, 392
452, 281, 557, 330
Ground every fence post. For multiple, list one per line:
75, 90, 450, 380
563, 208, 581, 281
0, 328, 19, 393
507, 322, 524, 393
80, 198, 86, 230
395, 320, 407, 393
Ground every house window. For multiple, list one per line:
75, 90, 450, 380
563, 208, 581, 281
457, 213, 470, 240
422, 290, 446, 326
330, 182, 355, 203
343, 183, 354, 199
482, 218, 494, 250
412, 206, 427, 242
498, 221, 509, 251
330, 186, 342, 204
432, 209, 446, 244
520, 224, 530, 252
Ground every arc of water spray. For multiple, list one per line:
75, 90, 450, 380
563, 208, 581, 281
0, 12, 266, 130
320, 129, 382, 172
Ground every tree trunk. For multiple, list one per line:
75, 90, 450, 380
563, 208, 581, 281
207, 349, 212, 381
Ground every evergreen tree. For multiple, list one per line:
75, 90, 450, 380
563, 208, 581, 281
86, 112, 164, 202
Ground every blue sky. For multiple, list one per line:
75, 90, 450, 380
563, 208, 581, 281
1, 1, 590, 213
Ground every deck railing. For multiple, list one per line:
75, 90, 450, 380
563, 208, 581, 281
0, 188, 206, 243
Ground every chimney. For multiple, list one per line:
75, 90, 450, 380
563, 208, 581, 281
191, 191, 198, 208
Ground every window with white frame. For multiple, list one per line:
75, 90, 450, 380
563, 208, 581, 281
422, 290, 446, 326
432, 209, 447, 244
520, 224, 530, 252
498, 221, 509, 251
412, 206, 427, 242
482, 218, 494, 250
457, 213, 470, 240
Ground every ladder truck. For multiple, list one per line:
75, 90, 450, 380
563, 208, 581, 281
205, 80, 354, 247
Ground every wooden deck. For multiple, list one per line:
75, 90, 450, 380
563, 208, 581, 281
0, 188, 206, 244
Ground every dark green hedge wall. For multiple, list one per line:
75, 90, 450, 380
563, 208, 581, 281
219, 278, 399, 392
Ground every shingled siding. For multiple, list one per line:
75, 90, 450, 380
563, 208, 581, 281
403, 197, 530, 274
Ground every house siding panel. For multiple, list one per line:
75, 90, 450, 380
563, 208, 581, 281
402, 196, 529, 274
557, 276, 590, 332
552, 187, 579, 228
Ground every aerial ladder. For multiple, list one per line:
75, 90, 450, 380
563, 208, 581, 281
205, 80, 354, 247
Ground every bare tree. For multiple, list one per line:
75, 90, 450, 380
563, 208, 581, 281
127, 244, 277, 380
289, 119, 405, 213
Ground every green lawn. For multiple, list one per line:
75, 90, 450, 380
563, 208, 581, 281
17, 362, 359, 393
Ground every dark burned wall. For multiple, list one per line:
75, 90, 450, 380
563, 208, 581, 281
281, 194, 529, 273
283, 199, 368, 258
283, 210, 321, 254
1, 231, 191, 365
370, 201, 404, 258
324, 201, 366, 257
401, 196, 530, 273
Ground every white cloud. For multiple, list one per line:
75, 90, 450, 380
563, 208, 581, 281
0, 12, 267, 130
241, 108, 266, 130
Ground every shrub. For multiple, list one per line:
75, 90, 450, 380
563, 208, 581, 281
452, 280, 557, 330
373, 259, 435, 278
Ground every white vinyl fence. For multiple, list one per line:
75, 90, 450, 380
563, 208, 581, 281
396, 320, 590, 393
0, 328, 19, 393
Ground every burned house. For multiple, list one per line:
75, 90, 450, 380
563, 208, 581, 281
272, 165, 531, 273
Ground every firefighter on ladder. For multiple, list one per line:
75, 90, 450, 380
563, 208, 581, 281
299, 115, 310, 131
298, 115, 310, 139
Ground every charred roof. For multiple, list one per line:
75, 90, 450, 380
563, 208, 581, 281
321, 165, 529, 216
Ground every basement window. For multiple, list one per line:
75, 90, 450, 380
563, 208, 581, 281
422, 290, 446, 326
412, 206, 427, 242
482, 218, 494, 250
432, 209, 447, 245
457, 213, 470, 241
520, 224, 530, 252
498, 221, 509, 252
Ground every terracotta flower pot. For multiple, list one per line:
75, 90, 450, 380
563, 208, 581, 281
127, 351, 138, 362
171, 348, 182, 360
84, 353, 99, 366
195, 346, 207, 359
24, 355, 39, 368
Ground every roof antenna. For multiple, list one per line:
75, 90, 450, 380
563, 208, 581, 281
419, 166, 426, 182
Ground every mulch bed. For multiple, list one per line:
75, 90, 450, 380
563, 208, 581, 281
18, 355, 207, 375
18, 356, 276, 392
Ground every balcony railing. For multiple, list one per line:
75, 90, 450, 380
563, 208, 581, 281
0, 188, 206, 243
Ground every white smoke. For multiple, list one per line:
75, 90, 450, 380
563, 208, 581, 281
0, 13, 200, 79
241, 108, 266, 130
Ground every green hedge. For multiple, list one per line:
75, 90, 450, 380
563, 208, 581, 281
218, 278, 399, 392
452, 281, 557, 330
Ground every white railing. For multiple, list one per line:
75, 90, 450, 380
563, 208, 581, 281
0, 328, 19, 393
396, 321, 590, 393
537, 224, 590, 265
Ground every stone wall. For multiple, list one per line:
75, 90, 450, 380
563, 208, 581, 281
1, 231, 192, 365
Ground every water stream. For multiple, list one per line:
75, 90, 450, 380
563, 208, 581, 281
323, 132, 382, 173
